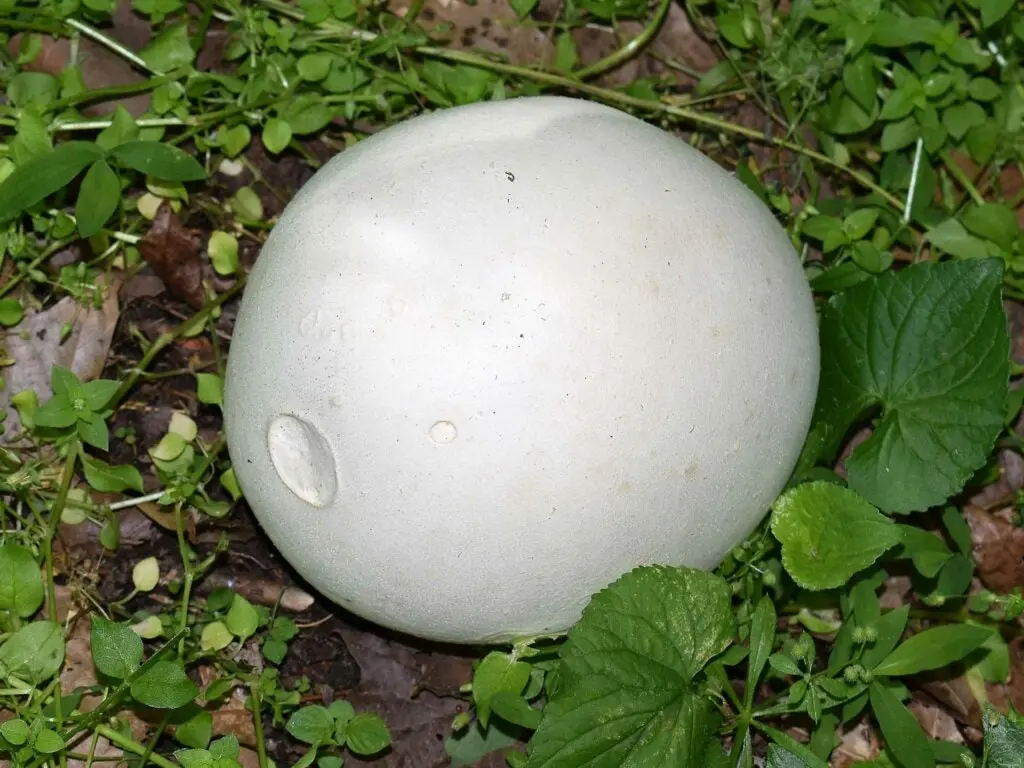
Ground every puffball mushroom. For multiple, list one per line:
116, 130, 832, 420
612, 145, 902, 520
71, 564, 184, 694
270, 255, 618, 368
222, 95, 820, 645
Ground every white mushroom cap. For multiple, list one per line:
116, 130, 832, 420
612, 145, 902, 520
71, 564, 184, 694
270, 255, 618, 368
223, 95, 819, 644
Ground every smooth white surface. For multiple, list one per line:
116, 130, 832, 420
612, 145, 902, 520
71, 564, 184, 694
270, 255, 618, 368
223, 95, 820, 644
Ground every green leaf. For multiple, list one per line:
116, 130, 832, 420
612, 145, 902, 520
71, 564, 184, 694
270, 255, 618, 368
880, 117, 919, 152
0, 544, 44, 618
0, 621, 65, 684
82, 379, 119, 411
554, 32, 578, 73
345, 713, 391, 755
927, 218, 992, 259
91, 615, 144, 679
808, 259, 1009, 514
33, 393, 78, 429
175, 710, 213, 749
75, 160, 121, 237
96, 105, 140, 151
861, 605, 910, 670
262, 118, 292, 154
769, 481, 900, 590
0, 298, 24, 326
943, 102, 987, 140
216, 124, 250, 159
131, 660, 199, 709
525, 565, 733, 767
509, 0, 538, 16
963, 203, 1020, 252
225, 594, 259, 641
297, 53, 332, 81
843, 209, 880, 241
0, 141, 104, 223
980, 0, 1015, 27
196, 373, 224, 406
0, 718, 30, 746
286, 705, 334, 745
491, 691, 543, 729
843, 54, 877, 111
209, 734, 239, 760
869, 681, 934, 768
473, 651, 531, 728
745, 597, 776, 707
33, 729, 65, 754
109, 141, 206, 182
77, 412, 110, 452
984, 706, 1024, 765
207, 231, 240, 276
447, 720, 520, 767
874, 624, 993, 677
139, 23, 196, 72
766, 745, 814, 768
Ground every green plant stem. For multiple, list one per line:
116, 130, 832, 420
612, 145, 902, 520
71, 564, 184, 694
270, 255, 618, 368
0, 238, 75, 299
110, 275, 247, 410
250, 683, 269, 768
574, 0, 672, 79
64, 18, 157, 75
940, 149, 985, 207
92, 725, 177, 768
49, 69, 191, 114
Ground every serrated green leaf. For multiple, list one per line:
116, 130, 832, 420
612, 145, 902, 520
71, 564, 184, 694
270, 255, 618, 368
809, 260, 1009, 514
0, 544, 44, 618
526, 565, 733, 767
0, 620, 65, 684
770, 481, 900, 590
0, 141, 103, 223
131, 660, 199, 709
874, 624, 993, 677
984, 706, 1024, 765
869, 681, 934, 768
109, 141, 206, 182
91, 615, 144, 679
473, 651, 531, 729
76, 160, 121, 237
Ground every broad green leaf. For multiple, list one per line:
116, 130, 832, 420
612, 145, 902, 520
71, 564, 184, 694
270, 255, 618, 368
770, 482, 900, 590
943, 103, 986, 140
0, 544, 44, 618
0, 141, 104, 223
96, 105, 140, 150
447, 720, 520, 767
873, 624, 993, 677
981, 0, 1015, 27
76, 160, 121, 237
33, 393, 78, 429
983, 706, 1024, 765
0, 718, 30, 745
209, 734, 239, 760
77, 412, 110, 451
176, 709, 213, 749
491, 691, 543, 729
0, 298, 24, 326
33, 729, 64, 754
345, 713, 391, 755
970, 626, 1010, 682
200, 621, 233, 652
196, 373, 224, 406
131, 660, 199, 709
766, 744, 814, 767
216, 124, 250, 159
139, 23, 196, 72
926, 218, 992, 260
880, 117, 919, 152
809, 259, 1009, 514
869, 681, 934, 768
0, 620, 65, 684
963, 203, 1020, 252
525, 565, 733, 767
91, 615, 143, 679
843, 54, 877, 111
473, 651, 531, 728
109, 141, 206, 182
8, 72, 60, 108
225, 594, 259, 641
262, 118, 292, 154
82, 379, 119, 411
207, 231, 240, 276
296, 53, 332, 81
286, 705, 334, 745
509, 0, 538, 16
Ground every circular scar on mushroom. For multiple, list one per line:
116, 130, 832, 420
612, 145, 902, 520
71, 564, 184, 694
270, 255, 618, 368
223, 95, 820, 645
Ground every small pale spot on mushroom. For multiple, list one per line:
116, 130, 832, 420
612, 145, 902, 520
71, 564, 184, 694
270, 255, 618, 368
429, 420, 458, 444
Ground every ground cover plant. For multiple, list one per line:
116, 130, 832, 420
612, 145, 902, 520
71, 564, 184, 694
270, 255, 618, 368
0, 0, 1023, 765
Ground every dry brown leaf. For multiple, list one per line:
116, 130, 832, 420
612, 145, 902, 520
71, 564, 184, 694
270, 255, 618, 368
832, 719, 880, 767
1, 277, 121, 441
909, 697, 965, 744
138, 204, 207, 309
964, 506, 1024, 593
